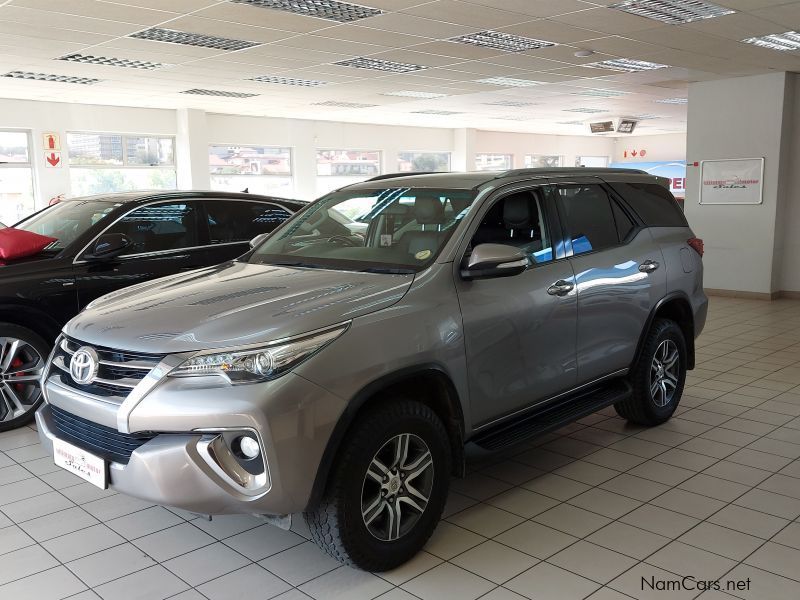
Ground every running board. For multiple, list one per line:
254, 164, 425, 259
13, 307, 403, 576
469, 378, 632, 452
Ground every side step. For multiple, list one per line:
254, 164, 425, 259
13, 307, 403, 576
469, 378, 632, 452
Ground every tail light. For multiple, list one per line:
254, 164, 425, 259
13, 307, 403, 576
688, 237, 704, 257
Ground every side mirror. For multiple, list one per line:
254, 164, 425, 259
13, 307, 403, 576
249, 232, 270, 249
461, 243, 529, 280
84, 233, 132, 261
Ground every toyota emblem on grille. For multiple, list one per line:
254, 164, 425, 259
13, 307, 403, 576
70, 346, 99, 385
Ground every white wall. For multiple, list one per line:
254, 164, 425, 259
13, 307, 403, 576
611, 133, 686, 163
473, 129, 615, 169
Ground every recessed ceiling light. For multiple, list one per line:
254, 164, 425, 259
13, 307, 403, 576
655, 97, 688, 104
609, 0, 735, 24
449, 30, 556, 52
571, 88, 630, 97
181, 89, 259, 97
248, 75, 327, 86
58, 53, 172, 70
333, 57, 425, 72
130, 28, 260, 51
476, 76, 546, 87
563, 107, 607, 113
313, 100, 378, 108
483, 100, 538, 107
587, 58, 670, 72
230, 0, 382, 22
382, 90, 448, 98
742, 31, 800, 51
2, 71, 102, 85
411, 109, 463, 115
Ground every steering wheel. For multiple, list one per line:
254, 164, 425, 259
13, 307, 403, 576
327, 235, 360, 247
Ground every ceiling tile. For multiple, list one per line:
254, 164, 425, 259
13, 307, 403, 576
9, 0, 180, 25
361, 12, 478, 38
318, 23, 427, 47
550, 7, 663, 34
0, 6, 142, 36
193, 2, 336, 33
498, 19, 603, 43
401, 0, 535, 28
751, 3, 800, 29
461, 0, 598, 18
158, 16, 299, 44
365, 48, 464, 68
402, 40, 508, 60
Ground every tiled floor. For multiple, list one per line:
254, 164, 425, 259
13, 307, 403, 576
2, 296, 800, 600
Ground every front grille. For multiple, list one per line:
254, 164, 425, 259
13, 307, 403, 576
50, 337, 164, 402
50, 405, 156, 464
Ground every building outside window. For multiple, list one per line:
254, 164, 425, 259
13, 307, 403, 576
209, 145, 293, 197
575, 156, 609, 168
316, 149, 381, 196
397, 151, 451, 173
0, 130, 36, 225
525, 154, 562, 168
475, 153, 513, 171
68, 132, 176, 196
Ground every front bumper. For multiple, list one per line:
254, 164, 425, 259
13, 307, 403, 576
37, 370, 346, 516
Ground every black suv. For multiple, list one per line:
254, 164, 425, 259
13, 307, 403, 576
0, 191, 304, 430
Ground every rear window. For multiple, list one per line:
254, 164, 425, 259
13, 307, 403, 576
608, 182, 687, 227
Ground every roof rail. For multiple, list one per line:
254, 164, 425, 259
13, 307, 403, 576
499, 167, 648, 177
364, 171, 443, 182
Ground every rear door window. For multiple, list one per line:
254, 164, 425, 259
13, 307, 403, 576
555, 184, 620, 256
608, 182, 687, 226
204, 200, 293, 244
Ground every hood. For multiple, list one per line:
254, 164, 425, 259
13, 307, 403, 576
65, 261, 414, 354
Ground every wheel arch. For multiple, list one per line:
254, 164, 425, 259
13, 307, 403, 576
632, 292, 695, 370
306, 364, 465, 511
0, 301, 62, 346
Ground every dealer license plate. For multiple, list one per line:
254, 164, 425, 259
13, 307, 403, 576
53, 438, 107, 489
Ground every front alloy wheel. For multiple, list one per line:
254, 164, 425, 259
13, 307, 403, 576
650, 339, 680, 408
0, 325, 49, 431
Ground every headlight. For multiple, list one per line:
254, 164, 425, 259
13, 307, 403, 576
168, 323, 349, 384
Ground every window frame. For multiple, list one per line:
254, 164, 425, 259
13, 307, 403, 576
524, 154, 563, 169
474, 153, 513, 171
315, 148, 382, 178
0, 128, 37, 224
67, 132, 176, 168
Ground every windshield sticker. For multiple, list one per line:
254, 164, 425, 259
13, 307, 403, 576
380, 234, 392, 247
415, 249, 431, 261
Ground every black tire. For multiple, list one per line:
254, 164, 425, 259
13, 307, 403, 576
615, 318, 687, 426
304, 399, 451, 572
0, 323, 51, 432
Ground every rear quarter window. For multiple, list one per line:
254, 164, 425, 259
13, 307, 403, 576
608, 182, 687, 227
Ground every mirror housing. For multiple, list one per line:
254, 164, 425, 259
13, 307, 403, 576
249, 232, 270, 249
84, 233, 132, 261
461, 243, 529, 280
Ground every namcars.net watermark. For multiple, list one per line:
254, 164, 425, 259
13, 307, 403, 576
642, 575, 751, 593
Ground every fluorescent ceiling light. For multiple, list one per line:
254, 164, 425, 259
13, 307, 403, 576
333, 57, 425, 72
411, 109, 463, 115
249, 75, 327, 86
181, 89, 259, 97
58, 53, 172, 70
476, 76, 546, 87
655, 97, 688, 104
571, 88, 630, 97
563, 107, 607, 113
483, 100, 538, 107
230, 0, 382, 22
491, 115, 535, 121
609, 0, 735, 25
631, 113, 662, 119
449, 30, 556, 52
557, 120, 586, 125
742, 31, 800, 51
382, 90, 448, 98
587, 58, 669, 72
313, 100, 378, 108
2, 71, 102, 84
130, 28, 260, 51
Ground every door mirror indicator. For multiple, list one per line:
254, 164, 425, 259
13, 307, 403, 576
84, 233, 132, 261
249, 233, 270, 249
461, 243, 529, 280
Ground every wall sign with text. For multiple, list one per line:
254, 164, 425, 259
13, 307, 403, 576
699, 158, 764, 205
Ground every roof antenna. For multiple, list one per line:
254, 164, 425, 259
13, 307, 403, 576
242, 187, 249, 193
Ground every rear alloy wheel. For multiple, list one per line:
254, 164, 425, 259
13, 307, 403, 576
0, 324, 49, 432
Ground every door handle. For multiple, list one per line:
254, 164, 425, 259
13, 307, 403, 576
639, 260, 660, 274
547, 280, 574, 296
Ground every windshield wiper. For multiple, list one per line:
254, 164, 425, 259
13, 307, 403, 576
357, 267, 415, 275
267, 261, 327, 269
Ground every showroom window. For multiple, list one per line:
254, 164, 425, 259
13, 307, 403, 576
0, 129, 36, 225
67, 132, 177, 196
209, 145, 293, 197
475, 153, 513, 171
397, 151, 451, 173
576, 156, 609, 168
525, 154, 562, 168
316, 149, 381, 196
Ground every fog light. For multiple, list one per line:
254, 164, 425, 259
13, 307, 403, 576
236, 435, 261, 459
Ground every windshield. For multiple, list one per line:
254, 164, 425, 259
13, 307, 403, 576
250, 187, 477, 273
15, 199, 120, 250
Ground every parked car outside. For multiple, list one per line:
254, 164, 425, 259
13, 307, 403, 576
0, 191, 304, 430
36, 169, 707, 571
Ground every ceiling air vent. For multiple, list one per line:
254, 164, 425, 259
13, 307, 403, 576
563, 107, 607, 114
181, 89, 259, 97
411, 109, 463, 115
743, 31, 800, 51
313, 100, 378, 108
571, 88, 630, 97
449, 30, 556, 52
230, 0, 383, 22
2, 71, 102, 84
248, 75, 327, 86
58, 53, 171, 70
130, 28, 260, 51
483, 100, 538, 107
609, 0, 734, 24
587, 58, 669, 72
383, 90, 448, 98
333, 57, 425, 72
655, 97, 688, 104
476, 77, 546, 87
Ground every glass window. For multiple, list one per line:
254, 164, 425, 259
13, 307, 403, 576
205, 200, 293, 244
475, 153, 512, 171
525, 155, 562, 168
576, 156, 609, 168
209, 145, 293, 197
397, 152, 451, 173
15, 198, 119, 250
607, 182, 687, 227
0, 130, 35, 225
104, 202, 199, 256
316, 150, 381, 196
251, 187, 477, 273
470, 190, 552, 264
67, 132, 177, 196
612, 200, 635, 241
555, 185, 621, 255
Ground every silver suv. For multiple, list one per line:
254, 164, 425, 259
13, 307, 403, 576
36, 168, 707, 571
